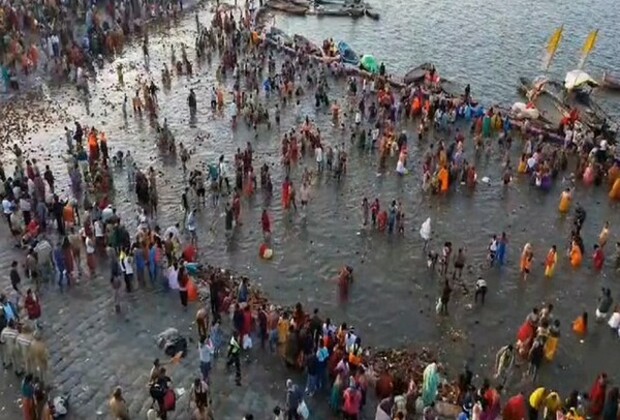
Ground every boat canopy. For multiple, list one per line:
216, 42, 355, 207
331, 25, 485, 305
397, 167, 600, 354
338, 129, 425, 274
564, 70, 599, 90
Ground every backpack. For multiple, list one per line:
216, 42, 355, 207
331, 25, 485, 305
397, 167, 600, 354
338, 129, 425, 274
149, 383, 166, 401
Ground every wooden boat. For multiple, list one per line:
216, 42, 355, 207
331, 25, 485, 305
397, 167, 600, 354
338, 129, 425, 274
267, 26, 294, 47
403, 62, 435, 85
602, 72, 620, 91
517, 77, 566, 126
293, 34, 323, 56
518, 76, 617, 140
267, 0, 309, 15
314, 6, 365, 17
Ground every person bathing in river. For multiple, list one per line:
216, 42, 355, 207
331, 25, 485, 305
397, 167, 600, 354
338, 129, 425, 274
496, 232, 508, 266
453, 248, 466, 280
488, 235, 498, 267
337, 266, 353, 303
593, 244, 605, 272
520, 243, 534, 281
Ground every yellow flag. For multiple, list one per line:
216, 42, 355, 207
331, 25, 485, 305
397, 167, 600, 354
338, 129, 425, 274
581, 29, 599, 56
542, 26, 564, 71
547, 26, 564, 55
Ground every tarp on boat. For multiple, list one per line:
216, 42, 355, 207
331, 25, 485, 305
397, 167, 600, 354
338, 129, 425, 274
360, 54, 378, 74
564, 70, 598, 90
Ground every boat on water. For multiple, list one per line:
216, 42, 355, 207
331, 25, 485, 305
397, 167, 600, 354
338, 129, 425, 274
313, 5, 365, 17
293, 34, 323, 56
518, 75, 617, 140
337, 41, 359, 65
266, 0, 309, 15
517, 77, 566, 127
266, 26, 294, 46
364, 9, 379, 20
602, 72, 620, 91
403, 63, 435, 85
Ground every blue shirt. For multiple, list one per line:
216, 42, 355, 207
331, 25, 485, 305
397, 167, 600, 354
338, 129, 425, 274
134, 249, 146, 271
53, 248, 65, 270
3, 303, 16, 322
316, 347, 329, 363
238, 284, 248, 303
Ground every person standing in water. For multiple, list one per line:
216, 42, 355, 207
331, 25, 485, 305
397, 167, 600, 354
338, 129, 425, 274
439, 279, 452, 315
496, 232, 508, 266
453, 248, 466, 280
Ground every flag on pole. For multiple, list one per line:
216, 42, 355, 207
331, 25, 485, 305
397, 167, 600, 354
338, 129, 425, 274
542, 26, 564, 71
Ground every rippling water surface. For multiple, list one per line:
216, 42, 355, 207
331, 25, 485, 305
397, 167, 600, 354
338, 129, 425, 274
6, 0, 620, 395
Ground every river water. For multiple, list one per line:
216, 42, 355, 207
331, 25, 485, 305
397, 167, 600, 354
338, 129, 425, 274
4, 0, 620, 399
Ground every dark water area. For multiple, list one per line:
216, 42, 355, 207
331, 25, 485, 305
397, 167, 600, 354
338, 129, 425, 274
2, 1, 620, 400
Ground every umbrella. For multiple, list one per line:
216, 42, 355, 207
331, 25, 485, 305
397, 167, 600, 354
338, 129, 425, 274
360, 54, 378, 74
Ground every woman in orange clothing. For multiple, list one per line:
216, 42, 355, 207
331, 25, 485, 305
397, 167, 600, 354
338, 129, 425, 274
63, 203, 75, 228
572, 312, 588, 336
569, 240, 583, 268
520, 243, 533, 281
88, 130, 99, 161
544, 245, 557, 278
411, 97, 421, 116
438, 166, 449, 193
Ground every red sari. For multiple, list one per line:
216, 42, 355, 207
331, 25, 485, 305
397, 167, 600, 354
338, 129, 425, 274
282, 180, 291, 209
589, 374, 607, 417
502, 394, 526, 420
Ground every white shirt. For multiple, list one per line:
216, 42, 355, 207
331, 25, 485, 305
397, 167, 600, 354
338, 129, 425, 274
122, 255, 134, 275
19, 197, 31, 212
27, 178, 35, 195
315, 147, 323, 163
609, 312, 620, 330
12, 185, 21, 200
198, 341, 214, 363
218, 162, 227, 178
168, 267, 180, 290
345, 332, 357, 352
164, 226, 180, 241
101, 206, 114, 223
94, 220, 104, 237
85, 237, 95, 254
355, 112, 361, 124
